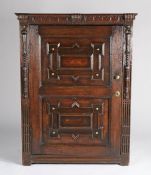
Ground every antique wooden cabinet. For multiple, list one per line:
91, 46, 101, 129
16, 13, 137, 165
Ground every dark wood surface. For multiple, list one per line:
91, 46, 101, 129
16, 13, 137, 166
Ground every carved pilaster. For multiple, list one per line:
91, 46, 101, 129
124, 26, 132, 99
20, 24, 31, 165
21, 99, 31, 165
21, 25, 29, 98
120, 25, 132, 165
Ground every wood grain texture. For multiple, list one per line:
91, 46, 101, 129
16, 13, 137, 166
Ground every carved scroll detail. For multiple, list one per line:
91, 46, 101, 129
121, 25, 132, 157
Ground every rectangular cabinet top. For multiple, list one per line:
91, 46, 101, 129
15, 13, 137, 26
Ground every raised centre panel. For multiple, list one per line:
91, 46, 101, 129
41, 97, 110, 146
40, 26, 111, 86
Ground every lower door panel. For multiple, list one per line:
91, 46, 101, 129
33, 96, 113, 157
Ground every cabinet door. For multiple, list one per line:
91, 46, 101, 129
29, 26, 123, 161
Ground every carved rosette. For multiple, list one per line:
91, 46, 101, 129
20, 24, 31, 165
120, 25, 132, 164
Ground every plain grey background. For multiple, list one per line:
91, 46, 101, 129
0, 0, 151, 174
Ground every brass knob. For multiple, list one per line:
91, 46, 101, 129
114, 74, 120, 80
115, 91, 120, 97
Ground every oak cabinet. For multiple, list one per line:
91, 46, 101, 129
16, 13, 137, 165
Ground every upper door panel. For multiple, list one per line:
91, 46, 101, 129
39, 26, 112, 86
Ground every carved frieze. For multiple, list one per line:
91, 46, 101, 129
16, 13, 137, 25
